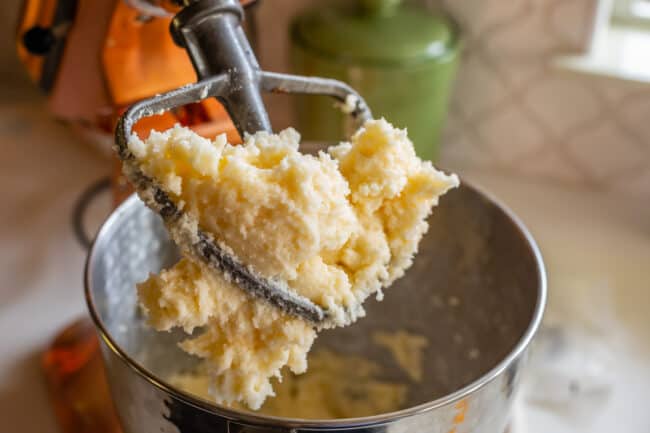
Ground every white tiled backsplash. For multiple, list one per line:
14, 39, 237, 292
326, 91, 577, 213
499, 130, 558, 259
431, 0, 650, 198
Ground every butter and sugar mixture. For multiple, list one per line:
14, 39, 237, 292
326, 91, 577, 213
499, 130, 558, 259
129, 118, 458, 409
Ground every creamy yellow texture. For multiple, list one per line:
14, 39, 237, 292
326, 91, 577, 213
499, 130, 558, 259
129, 118, 458, 409
138, 258, 315, 409
170, 350, 408, 419
373, 331, 429, 382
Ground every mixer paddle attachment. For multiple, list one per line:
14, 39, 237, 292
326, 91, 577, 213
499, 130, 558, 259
114, 0, 372, 325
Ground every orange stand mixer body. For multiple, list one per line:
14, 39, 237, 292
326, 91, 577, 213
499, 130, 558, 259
17, 0, 250, 142
17, 0, 253, 200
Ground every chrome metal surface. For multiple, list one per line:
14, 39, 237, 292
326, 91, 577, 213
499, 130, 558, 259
171, 0, 270, 133
86, 180, 546, 433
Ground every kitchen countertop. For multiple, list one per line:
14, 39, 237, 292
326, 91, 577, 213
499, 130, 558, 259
1, 98, 648, 433
464, 171, 650, 433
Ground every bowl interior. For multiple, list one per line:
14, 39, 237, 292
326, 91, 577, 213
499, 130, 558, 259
87, 184, 542, 417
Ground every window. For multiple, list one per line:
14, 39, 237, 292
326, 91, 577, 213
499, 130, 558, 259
555, 0, 650, 82
612, 0, 650, 27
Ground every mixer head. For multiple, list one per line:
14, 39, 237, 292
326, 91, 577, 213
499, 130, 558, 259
115, 0, 373, 324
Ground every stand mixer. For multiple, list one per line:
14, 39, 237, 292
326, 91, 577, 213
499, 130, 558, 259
25, 2, 546, 432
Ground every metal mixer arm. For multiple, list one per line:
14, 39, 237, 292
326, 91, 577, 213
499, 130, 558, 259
169, 0, 372, 137
115, 72, 371, 161
260, 71, 372, 121
114, 74, 230, 160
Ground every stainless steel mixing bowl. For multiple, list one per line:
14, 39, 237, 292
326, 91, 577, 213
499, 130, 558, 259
85, 182, 545, 433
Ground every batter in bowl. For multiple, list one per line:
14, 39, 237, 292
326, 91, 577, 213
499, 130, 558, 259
130, 118, 458, 409
169, 350, 409, 419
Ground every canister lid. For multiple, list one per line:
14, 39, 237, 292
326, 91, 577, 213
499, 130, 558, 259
291, 0, 459, 65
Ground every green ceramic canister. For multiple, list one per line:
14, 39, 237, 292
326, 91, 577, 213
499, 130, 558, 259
290, 0, 460, 161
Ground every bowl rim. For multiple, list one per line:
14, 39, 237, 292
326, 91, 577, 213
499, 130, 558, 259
85, 178, 546, 429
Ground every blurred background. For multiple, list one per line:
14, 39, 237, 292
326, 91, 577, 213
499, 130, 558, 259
4, 0, 650, 194
0, 1, 649, 433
